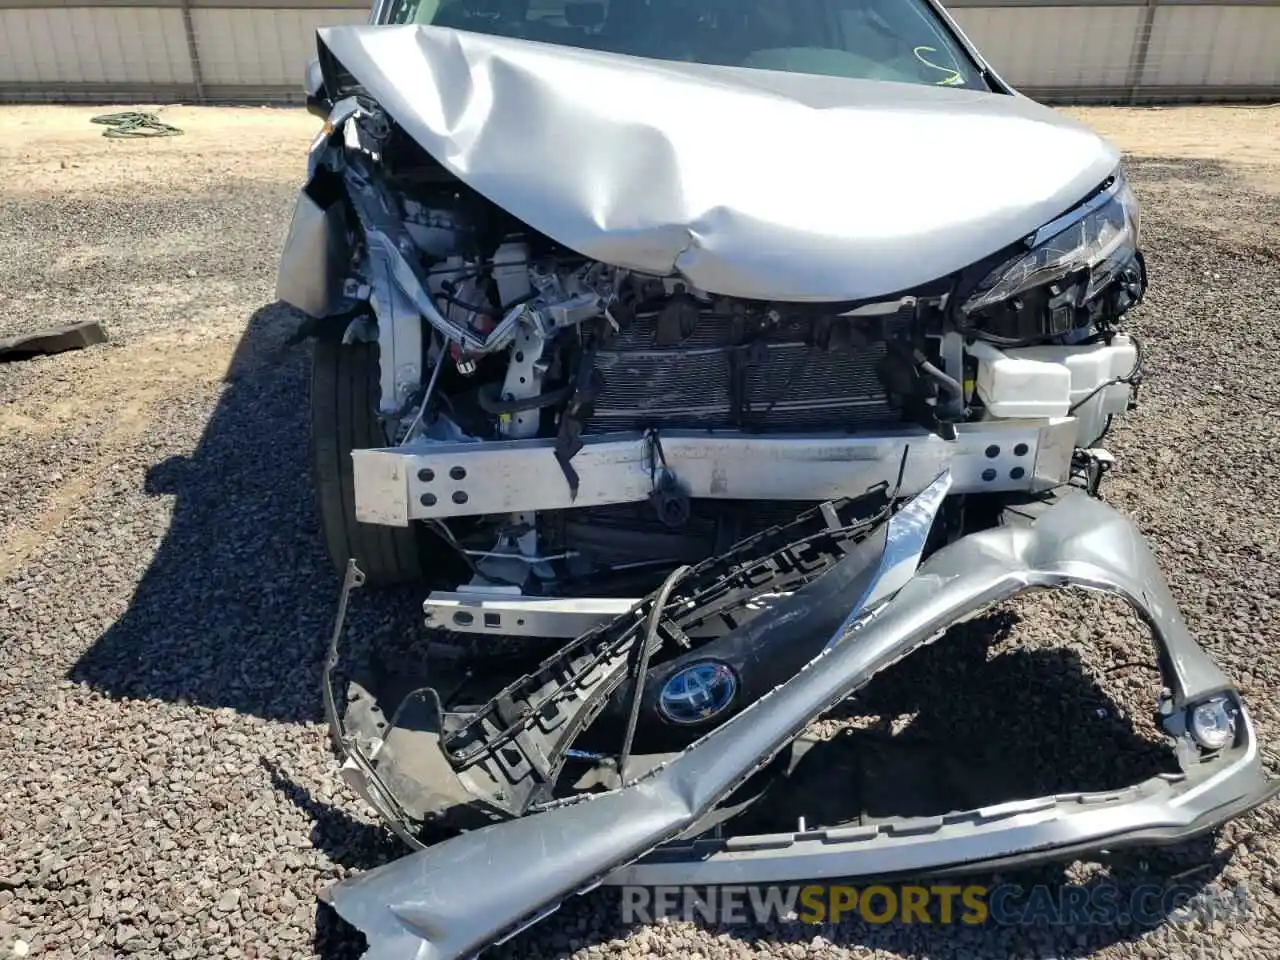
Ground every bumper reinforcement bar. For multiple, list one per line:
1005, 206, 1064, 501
351, 420, 1076, 524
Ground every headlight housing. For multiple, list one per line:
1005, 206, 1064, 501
962, 169, 1143, 331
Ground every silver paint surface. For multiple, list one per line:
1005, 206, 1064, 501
316, 24, 1120, 302
324, 492, 1274, 960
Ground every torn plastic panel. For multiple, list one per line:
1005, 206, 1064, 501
823, 466, 952, 651
323, 473, 935, 835
324, 491, 1276, 960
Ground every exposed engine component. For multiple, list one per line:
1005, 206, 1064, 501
401, 200, 472, 258
309, 99, 1144, 595
400, 242, 911, 442
589, 312, 898, 433
385, 231, 915, 582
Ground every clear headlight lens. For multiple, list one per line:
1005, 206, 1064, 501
1189, 696, 1237, 751
964, 170, 1141, 315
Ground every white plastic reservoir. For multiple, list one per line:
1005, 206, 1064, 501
969, 334, 1137, 446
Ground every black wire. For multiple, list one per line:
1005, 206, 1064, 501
955, 323, 1047, 348
425, 264, 483, 280
917, 356, 964, 405
755, 348, 811, 423
477, 381, 574, 414
889, 445, 911, 500
502, 290, 539, 311
646, 427, 671, 485
422, 253, 589, 277
618, 565, 692, 781
1067, 333, 1144, 415
438, 286, 539, 317
437, 290, 495, 315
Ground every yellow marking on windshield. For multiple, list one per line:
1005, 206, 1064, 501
913, 45, 965, 86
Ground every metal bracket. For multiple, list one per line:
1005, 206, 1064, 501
321, 559, 428, 849
422, 590, 792, 639
367, 249, 425, 418
1075, 446, 1116, 497
497, 324, 548, 440
487, 322, 549, 572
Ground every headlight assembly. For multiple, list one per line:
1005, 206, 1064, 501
962, 169, 1143, 332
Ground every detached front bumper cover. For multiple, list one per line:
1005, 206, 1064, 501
325, 493, 1277, 960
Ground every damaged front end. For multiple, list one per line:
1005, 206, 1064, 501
322, 482, 1276, 960
324, 468, 944, 840
281, 26, 1147, 604
275, 19, 1275, 959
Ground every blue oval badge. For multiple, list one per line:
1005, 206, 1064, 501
657, 661, 738, 725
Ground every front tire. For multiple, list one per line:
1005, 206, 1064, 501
310, 331, 424, 585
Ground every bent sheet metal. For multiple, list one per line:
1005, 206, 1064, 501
314, 24, 1117, 302
322, 489, 1276, 960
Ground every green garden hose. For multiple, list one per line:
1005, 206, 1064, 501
90, 111, 183, 138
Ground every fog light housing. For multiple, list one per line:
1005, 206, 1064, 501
1189, 696, 1237, 751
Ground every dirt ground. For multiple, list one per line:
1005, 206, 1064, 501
1070, 106, 1280, 184
0, 102, 1279, 960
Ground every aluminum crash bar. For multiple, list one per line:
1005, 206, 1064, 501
352, 419, 1077, 525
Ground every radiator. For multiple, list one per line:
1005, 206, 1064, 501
588, 315, 896, 432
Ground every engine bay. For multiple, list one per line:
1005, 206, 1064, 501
286, 98, 1146, 600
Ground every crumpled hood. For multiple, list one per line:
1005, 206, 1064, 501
317, 24, 1120, 303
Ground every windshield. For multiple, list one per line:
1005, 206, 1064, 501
382, 0, 986, 90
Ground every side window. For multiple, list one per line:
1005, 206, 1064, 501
385, 0, 433, 23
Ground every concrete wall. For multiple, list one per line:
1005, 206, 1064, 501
1, 0, 1278, 104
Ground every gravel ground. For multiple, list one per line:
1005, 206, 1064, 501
1, 103, 1279, 960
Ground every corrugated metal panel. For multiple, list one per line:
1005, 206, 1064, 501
1142, 4, 1280, 86
0, 6, 191, 83
950, 5, 1144, 88
1, 3, 1279, 102
192, 6, 364, 85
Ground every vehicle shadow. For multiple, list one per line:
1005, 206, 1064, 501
261, 758, 399, 960
67, 300, 424, 724
263, 757, 401, 871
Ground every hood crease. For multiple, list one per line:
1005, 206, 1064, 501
318, 24, 1120, 302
